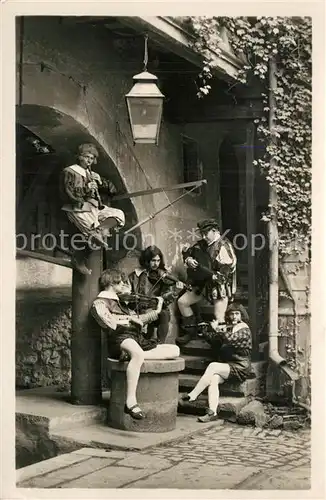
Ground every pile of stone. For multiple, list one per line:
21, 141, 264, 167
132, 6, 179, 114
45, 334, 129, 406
234, 398, 310, 430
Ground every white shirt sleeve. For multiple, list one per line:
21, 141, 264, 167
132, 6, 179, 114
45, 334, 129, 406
91, 299, 118, 330
219, 245, 234, 265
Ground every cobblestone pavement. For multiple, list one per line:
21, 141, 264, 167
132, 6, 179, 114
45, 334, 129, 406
142, 423, 311, 473
18, 423, 311, 490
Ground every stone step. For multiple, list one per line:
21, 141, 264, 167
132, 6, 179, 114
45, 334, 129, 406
239, 275, 249, 285
181, 355, 266, 378
180, 339, 266, 360
178, 395, 248, 418
49, 415, 226, 454
179, 373, 262, 397
234, 291, 249, 302
250, 360, 267, 379
198, 298, 250, 317
182, 354, 211, 373
180, 339, 213, 357
16, 386, 108, 433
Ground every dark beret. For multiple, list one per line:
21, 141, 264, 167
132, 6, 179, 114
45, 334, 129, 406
197, 218, 220, 233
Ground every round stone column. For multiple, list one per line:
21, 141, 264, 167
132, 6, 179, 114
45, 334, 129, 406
107, 357, 185, 432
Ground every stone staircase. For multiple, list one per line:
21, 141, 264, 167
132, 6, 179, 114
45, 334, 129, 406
178, 337, 266, 420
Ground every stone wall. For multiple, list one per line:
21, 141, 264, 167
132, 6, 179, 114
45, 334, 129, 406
266, 249, 311, 405
16, 289, 72, 388
279, 250, 311, 405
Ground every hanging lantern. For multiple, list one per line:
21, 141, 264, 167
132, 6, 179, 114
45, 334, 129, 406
125, 35, 164, 145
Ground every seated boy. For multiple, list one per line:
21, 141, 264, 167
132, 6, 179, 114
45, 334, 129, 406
60, 143, 125, 274
180, 303, 252, 422
91, 268, 179, 420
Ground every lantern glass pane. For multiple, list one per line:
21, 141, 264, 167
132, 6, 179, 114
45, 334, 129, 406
127, 97, 162, 141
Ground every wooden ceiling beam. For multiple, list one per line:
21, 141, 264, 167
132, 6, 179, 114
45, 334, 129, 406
118, 16, 243, 82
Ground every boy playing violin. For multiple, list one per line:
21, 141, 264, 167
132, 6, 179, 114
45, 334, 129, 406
128, 245, 175, 344
91, 268, 179, 420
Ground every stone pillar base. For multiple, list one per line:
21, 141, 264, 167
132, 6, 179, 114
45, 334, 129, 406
107, 357, 185, 433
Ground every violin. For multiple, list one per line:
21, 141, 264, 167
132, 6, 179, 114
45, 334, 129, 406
153, 269, 193, 292
119, 293, 159, 314
119, 276, 191, 314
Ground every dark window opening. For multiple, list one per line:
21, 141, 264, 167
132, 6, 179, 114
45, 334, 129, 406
16, 125, 63, 254
182, 135, 203, 195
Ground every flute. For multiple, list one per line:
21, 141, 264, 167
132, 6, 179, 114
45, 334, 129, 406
86, 168, 105, 209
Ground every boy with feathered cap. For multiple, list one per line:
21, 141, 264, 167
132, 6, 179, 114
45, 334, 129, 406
176, 218, 237, 346
60, 143, 125, 274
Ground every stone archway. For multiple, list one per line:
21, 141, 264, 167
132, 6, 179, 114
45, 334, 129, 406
16, 104, 145, 396
16, 104, 142, 265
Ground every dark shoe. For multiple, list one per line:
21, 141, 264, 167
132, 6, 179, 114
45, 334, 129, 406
197, 322, 209, 337
177, 315, 197, 345
197, 409, 218, 423
175, 334, 192, 347
180, 393, 191, 402
124, 404, 144, 420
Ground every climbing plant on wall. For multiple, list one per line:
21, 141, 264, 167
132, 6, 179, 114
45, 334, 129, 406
185, 16, 312, 256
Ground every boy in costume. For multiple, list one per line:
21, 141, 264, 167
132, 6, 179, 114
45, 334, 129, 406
60, 143, 125, 274
180, 303, 252, 422
91, 268, 179, 420
128, 245, 174, 344
176, 218, 237, 346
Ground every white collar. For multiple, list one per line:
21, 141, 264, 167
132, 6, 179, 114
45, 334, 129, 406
97, 289, 119, 300
67, 164, 88, 178
207, 235, 221, 247
232, 321, 248, 333
134, 267, 146, 277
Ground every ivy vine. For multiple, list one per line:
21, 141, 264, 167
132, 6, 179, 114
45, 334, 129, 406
185, 16, 312, 256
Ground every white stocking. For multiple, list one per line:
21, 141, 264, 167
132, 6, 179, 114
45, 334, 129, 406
208, 374, 223, 415
188, 362, 230, 401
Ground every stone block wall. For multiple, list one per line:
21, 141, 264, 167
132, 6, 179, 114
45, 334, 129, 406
16, 289, 72, 388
